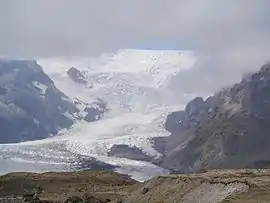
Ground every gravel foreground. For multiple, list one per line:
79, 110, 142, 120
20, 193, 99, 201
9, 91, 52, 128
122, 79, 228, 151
1, 169, 270, 202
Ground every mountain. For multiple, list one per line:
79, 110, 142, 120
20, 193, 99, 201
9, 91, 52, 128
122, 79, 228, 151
0, 59, 110, 143
159, 63, 270, 173
3, 52, 270, 182
0, 59, 78, 143
154, 96, 212, 156
0, 50, 196, 180
108, 144, 153, 162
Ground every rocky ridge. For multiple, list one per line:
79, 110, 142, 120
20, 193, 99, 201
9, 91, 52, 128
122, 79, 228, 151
158, 63, 270, 173
1, 169, 270, 202
0, 60, 78, 143
0, 60, 109, 143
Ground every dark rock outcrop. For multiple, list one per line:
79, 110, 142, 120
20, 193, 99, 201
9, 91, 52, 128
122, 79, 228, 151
0, 59, 78, 143
67, 67, 88, 85
165, 96, 211, 134
72, 155, 116, 171
73, 98, 108, 122
154, 96, 211, 156
159, 62, 270, 173
84, 99, 108, 122
108, 145, 152, 162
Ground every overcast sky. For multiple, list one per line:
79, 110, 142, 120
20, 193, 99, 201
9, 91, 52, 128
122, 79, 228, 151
1, 0, 270, 93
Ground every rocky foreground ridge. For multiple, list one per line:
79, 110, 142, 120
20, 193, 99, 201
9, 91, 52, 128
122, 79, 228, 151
1, 169, 270, 202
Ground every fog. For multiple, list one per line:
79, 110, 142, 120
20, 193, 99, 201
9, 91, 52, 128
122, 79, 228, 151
1, 0, 269, 93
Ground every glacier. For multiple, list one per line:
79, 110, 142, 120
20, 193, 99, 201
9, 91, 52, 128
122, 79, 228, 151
0, 49, 196, 181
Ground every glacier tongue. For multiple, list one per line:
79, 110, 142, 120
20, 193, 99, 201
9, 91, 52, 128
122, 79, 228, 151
0, 49, 196, 181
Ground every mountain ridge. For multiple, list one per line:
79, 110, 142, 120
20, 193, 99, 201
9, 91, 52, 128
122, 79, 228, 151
0, 59, 78, 143
158, 62, 270, 173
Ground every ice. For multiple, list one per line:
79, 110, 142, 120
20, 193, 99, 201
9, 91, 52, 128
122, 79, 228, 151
0, 158, 71, 175
0, 49, 196, 181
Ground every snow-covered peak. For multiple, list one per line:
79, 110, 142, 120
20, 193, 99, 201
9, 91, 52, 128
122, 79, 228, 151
40, 49, 194, 87
94, 49, 195, 88
38, 49, 195, 112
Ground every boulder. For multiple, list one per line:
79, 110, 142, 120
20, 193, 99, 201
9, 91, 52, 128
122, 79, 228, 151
67, 67, 88, 85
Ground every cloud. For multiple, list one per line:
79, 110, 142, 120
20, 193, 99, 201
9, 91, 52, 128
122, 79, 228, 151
1, 0, 270, 93
0, 0, 181, 56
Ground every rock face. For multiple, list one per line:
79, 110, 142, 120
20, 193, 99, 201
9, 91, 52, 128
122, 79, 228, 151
67, 67, 88, 85
164, 96, 213, 136
83, 99, 108, 122
108, 145, 152, 162
74, 98, 108, 122
154, 96, 211, 156
0, 59, 78, 143
159, 63, 270, 173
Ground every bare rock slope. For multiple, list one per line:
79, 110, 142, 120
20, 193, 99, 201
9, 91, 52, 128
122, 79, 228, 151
0, 60, 78, 143
125, 169, 270, 203
159, 63, 270, 173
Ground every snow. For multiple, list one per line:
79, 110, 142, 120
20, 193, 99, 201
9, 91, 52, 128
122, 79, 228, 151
32, 81, 48, 94
0, 49, 196, 181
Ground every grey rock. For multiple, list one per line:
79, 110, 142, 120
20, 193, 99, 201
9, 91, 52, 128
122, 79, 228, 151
67, 67, 88, 85
83, 98, 108, 122
0, 59, 78, 143
154, 96, 211, 156
158, 62, 270, 173
165, 97, 211, 135
108, 144, 152, 162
